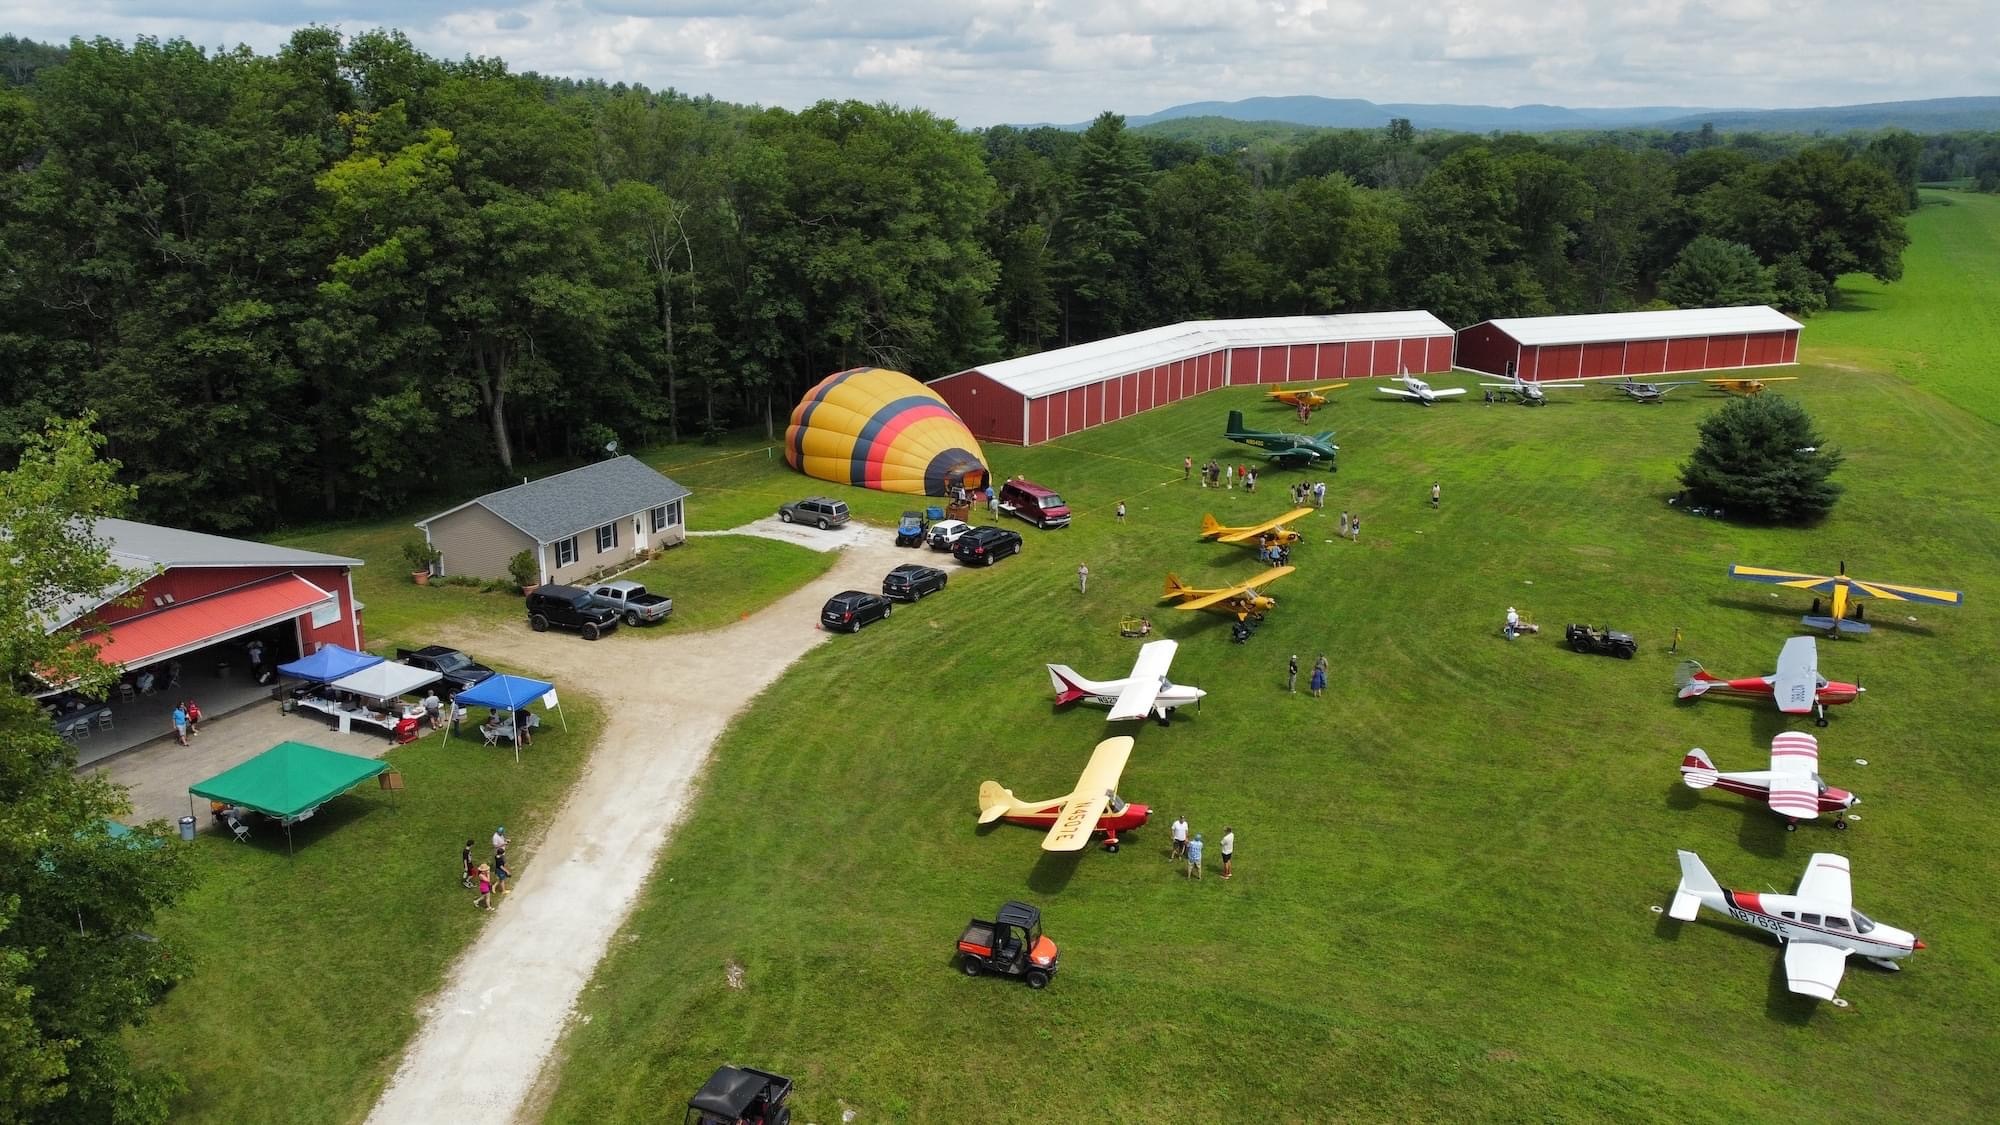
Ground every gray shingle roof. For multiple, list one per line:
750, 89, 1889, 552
421, 456, 691, 544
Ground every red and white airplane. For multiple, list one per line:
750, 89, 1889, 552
1047, 639, 1205, 725
1669, 850, 1923, 1000
978, 736, 1150, 853
1680, 732, 1859, 831
1675, 635, 1861, 727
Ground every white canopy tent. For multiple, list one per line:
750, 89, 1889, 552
327, 660, 443, 701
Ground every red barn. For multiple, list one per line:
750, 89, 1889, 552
1455, 306, 1801, 381
930, 312, 1454, 445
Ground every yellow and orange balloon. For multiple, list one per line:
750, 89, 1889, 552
785, 368, 989, 496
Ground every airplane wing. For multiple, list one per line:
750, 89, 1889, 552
1041, 736, 1134, 851
1769, 731, 1820, 775
1794, 852, 1853, 913
1216, 508, 1317, 542
1772, 636, 1820, 714
1171, 566, 1293, 610
1728, 564, 1839, 594
1782, 940, 1849, 1001
1768, 732, 1822, 819
1427, 387, 1468, 398
1264, 448, 1321, 468
1847, 576, 1965, 607
1377, 386, 1422, 399
1108, 641, 1177, 720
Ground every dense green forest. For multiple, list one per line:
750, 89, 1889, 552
0, 30, 1950, 531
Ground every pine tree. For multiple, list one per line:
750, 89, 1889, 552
1679, 395, 1843, 523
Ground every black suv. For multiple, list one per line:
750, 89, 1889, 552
821, 590, 893, 632
952, 526, 1023, 566
395, 645, 495, 692
526, 585, 622, 640
882, 563, 948, 602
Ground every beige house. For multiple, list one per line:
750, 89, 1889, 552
416, 456, 691, 586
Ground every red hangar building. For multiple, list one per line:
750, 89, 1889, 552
1454, 305, 1801, 382
929, 312, 1454, 445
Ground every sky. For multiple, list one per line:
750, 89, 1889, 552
3, 1, 1993, 126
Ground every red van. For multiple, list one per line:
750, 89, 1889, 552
998, 478, 1071, 529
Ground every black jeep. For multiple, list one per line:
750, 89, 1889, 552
1565, 623, 1637, 659
525, 585, 621, 640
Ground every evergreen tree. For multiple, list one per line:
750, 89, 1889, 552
1660, 236, 1774, 308
1680, 395, 1843, 523
1054, 112, 1150, 342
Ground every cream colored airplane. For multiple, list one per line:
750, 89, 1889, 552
978, 736, 1150, 852
1199, 507, 1316, 548
1161, 567, 1293, 621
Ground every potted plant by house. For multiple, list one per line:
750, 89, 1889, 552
401, 537, 442, 586
509, 549, 540, 595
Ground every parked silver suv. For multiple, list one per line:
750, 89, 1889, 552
777, 497, 851, 529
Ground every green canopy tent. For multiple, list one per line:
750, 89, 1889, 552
188, 741, 389, 853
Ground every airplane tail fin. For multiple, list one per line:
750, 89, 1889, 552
1680, 748, 1719, 789
1163, 573, 1191, 600
1669, 850, 1721, 920
1225, 410, 1246, 435
1675, 660, 1719, 698
1803, 614, 1872, 634
1199, 513, 1222, 539
1046, 664, 1088, 706
977, 781, 1017, 824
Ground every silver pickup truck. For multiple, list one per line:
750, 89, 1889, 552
590, 580, 673, 625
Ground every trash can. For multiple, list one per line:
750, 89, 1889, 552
178, 815, 196, 842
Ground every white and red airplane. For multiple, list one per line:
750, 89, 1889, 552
1669, 850, 1923, 1000
1377, 369, 1467, 406
1675, 635, 1861, 727
1680, 732, 1859, 831
1047, 639, 1204, 725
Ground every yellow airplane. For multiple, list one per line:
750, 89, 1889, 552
978, 736, 1148, 852
1200, 507, 1316, 548
1707, 376, 1798, 396
1265, 382, 1347, 415
1728, 561, 1963, 636
1161, 566, 1293, 621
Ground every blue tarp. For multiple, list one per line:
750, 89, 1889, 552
454, 673, 553, 711
276, 644, 384, 683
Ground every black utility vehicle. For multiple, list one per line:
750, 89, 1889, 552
882, 564, 948, 602
685, 1065, 792, 1125
394, 646, 495, 693
952, 525, 1023, 566
1566, 623, 1637, 659
821, 590, 893, 632
956, 901, 1060, 989
525, 585, 621, 640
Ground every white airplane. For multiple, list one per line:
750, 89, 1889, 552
1669, 850, 1923, 1000
1479, 369, 1584, 405
1680, 732, 1859, 831
1377, 369, 1467, 406
1047, 639, 1204, 725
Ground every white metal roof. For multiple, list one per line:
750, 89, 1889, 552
1479, 306, 1800, 347
329, 661, 443, 700
942, 312, 1452, 399
43, 518, 362, 633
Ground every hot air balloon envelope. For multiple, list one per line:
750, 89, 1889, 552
786, 368, 989, 496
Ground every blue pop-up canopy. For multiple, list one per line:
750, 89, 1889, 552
450, 673, 563, 761
276, 644, 384, 683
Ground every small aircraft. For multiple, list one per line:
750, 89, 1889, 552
1728, 561, 1963, 636
1047, 639, 1205, 725
1199, 507, 1315, 549
1708, 376, 1798, 396
1680, 732, 1859, 831
1611, 378, 1699, 403
1675, 635, 1861, 727
1376, 369, 1467, 406
1479, 369, 1584, 405
978, 735, 1150, 852
1161, 567, 1292, 622
1264, 382, 1347, 416
1223, 412, 1339, 469
1668, 850, 1923, 1000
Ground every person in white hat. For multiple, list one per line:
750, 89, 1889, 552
1505, 607, 1520, 640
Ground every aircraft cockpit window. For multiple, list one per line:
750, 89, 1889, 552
1852, 911, 1877, 934
1826, 917, 1851, 930
1106, 792, 1126, 814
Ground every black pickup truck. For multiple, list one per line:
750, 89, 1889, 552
395, 646, 497, 693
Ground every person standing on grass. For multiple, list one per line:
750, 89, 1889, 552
1077, 563, 1089, 595
1186, 833, 1204, 880
1221, 827, 1235, 879
1184, 456, 1192, 481
1225, 464, 1234, 490
171, 703, 189, 746
423, 689, 443, 730
1171, 814, 1188, 859
1311, 654, 1328, 698
1431, 481, 1441, 509
1339, 511, 1350, 538
1316, 481, 1327, 509
1351, 515, 1361, 543
474, 864, 492, 910
1287, 653, 1299, 694
462, 838, 477, 888
494, 849, 512, 896
987, 488, 999, 521
492, 826, 508, 865
1116, 500, 1126, 523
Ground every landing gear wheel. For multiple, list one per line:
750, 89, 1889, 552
1834, 819, 1849, 831
1785, 822, 1797, 832
1104, 840, 1120, 853
1025, 969, 1050, 990
1816, 716, 1830, 728
959, 954, 983, 976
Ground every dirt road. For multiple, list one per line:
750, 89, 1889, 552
367, 533, 906, 1124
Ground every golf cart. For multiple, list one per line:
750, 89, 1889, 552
895, 510, 928, 547
957, 900, 1060, 989
686, 1065, 793, 1125
1565, 623, 1638, 659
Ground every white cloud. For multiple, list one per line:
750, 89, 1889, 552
2, 1, 1993, 125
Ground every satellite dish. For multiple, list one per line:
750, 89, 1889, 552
604, 440, 619, 455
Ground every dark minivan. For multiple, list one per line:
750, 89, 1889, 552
525, 585, 622, 641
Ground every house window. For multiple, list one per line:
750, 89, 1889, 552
650, 506, 668, 533
596, 523, 619, 553
555, 537, 578, 567
666, 499, 683, 527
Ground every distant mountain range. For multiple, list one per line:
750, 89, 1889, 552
1054, 95, 2000, 135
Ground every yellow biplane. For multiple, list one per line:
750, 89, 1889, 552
1707, 376, 1798, 396
1161, 566, 1293, 621
1265, 382, 1347, 415
1729, 561, 1963, 636
1200, 507, 1315, 548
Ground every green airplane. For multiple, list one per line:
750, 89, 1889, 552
1223, 411, 1339, 470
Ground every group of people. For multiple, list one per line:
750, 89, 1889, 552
1167, 815, 1234, 880
465, 826, 514, 909
171, 699, 203, 745
1289, 480, 1329, 508
1286, 654, 1331, 697
1337, 511, 1363, 542
1196, 460, 1259, 491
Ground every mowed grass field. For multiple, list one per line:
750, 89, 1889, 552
536, 196, 2000, 1121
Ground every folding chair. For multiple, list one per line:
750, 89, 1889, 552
68, 720, 90, 741
226, 815, 251, 844
98, 710, 114, 732
117, 682, 137, 703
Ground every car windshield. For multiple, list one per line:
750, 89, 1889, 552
574, 593, 600, 610
1039, 494, 1065, 508
433, 651, 469, 672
